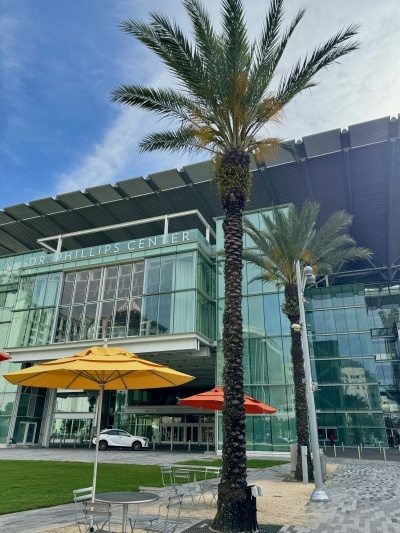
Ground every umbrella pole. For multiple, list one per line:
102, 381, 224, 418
92, 383, 104, 501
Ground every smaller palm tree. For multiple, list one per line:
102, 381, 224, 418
243, 201, 372, 481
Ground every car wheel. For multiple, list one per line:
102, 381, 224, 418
99, 440, 108, 451
132, 441, 142, 451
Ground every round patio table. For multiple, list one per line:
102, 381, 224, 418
95, 491, 160, 533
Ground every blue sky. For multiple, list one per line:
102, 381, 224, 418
1, 0, 400, 209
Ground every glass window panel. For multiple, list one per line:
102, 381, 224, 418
353, 285, 365, 305
355, 307, 369, 330
158, 293, 172, 333
320, 287, 333, 308
73, 271, 88, 304
140, 295, 159, 336
61, 273, 75, 305
174, 291, 195, 333
87, 269, 101, 301
131, 262, 144, 297
333, 309, 346, 332
322, 386, 336, 409
31, 276, 48, 307
316, 360, 332, 383
126, 298, 141, 336
268, 385, 290, 413
266, 337, 285, 384
112, 299, 128, 338
43, 273, 61, 306
344, 308, 358, 331
175, 253, 194, 290
81, 303, 97, 341
159, 256, 174, 292
102, 267, 118, 300
332, 286, 344, 307
117, 264, 132, 299
264, 294, 281, 336
67, 305, 84, 341
244, 262, 263, 295
348, 334, 362, 356
98, 301, 113, 339
278, 293, 290, 334
244, 212, 259, 248
360, 333, 373, 355
195, 293, 211, 339
54, 307, 70, 343
311, 311, 326, 334
144, 257, 161, 294
246, 296, 265, 336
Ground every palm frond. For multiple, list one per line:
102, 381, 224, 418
139, 127, 215, 154
249, 3, 305, 107
275, 23, 360, 106
221, 0, 250, 75
111, 85, 195, 122
244, 200, 372, 287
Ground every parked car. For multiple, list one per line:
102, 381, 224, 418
92, 429, 149, 451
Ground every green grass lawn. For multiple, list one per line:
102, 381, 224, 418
0, 458, 287, 515
177, 458, 288, 469
0, 460, 163, 515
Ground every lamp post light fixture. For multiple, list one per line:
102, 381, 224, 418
294, 260, 329, 502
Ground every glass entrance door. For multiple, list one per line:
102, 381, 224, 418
160, 424, 200, 444
16, 422, 37, 445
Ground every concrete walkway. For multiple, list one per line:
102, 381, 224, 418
1, 447, 399, 532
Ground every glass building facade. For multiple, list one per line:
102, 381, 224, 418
1, 206, 400, 451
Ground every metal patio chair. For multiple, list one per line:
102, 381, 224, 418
172, 468, 197, 508
128, 487, 167, 532
81, 501, 119, 532
144, 494, 184, 533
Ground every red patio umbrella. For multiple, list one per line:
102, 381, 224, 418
178, 386, 277, 414
0, 352, 10, 362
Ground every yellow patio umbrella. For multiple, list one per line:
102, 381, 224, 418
3, 344, 194, 495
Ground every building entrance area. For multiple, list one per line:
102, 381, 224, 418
16, 421, 37, 445
160, 422, 214, 445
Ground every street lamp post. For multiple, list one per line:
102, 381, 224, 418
295, 260, 329, 502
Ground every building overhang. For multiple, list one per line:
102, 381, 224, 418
6, 333, 216, 388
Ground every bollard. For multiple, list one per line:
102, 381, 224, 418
383, 448, 387, 461
152, 437, 156, 451
379, 444, 382, 454
170, 432, 173, 451
333, 444, 336, 458
323, 441, 326, 452
342, 442, 344, 452
188, 440, 191, 452
301, 445, 308, 484
59, 438, 62, 448
74, 436, 76, 449
360, 443, 363, 452
206, 433, 210, 452
357, 446, 360, 459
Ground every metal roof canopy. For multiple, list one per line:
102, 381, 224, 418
1, 115, 399, 280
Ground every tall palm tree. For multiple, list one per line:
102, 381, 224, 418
111, 1, 359, 529
243, 201, 372, 481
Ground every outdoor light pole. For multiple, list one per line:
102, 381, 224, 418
295, 260, 329, 502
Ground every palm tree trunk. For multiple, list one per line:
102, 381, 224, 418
212, 149, 252, 532
284, 283, 314, 482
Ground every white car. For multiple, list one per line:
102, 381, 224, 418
93, 429, 149, 451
